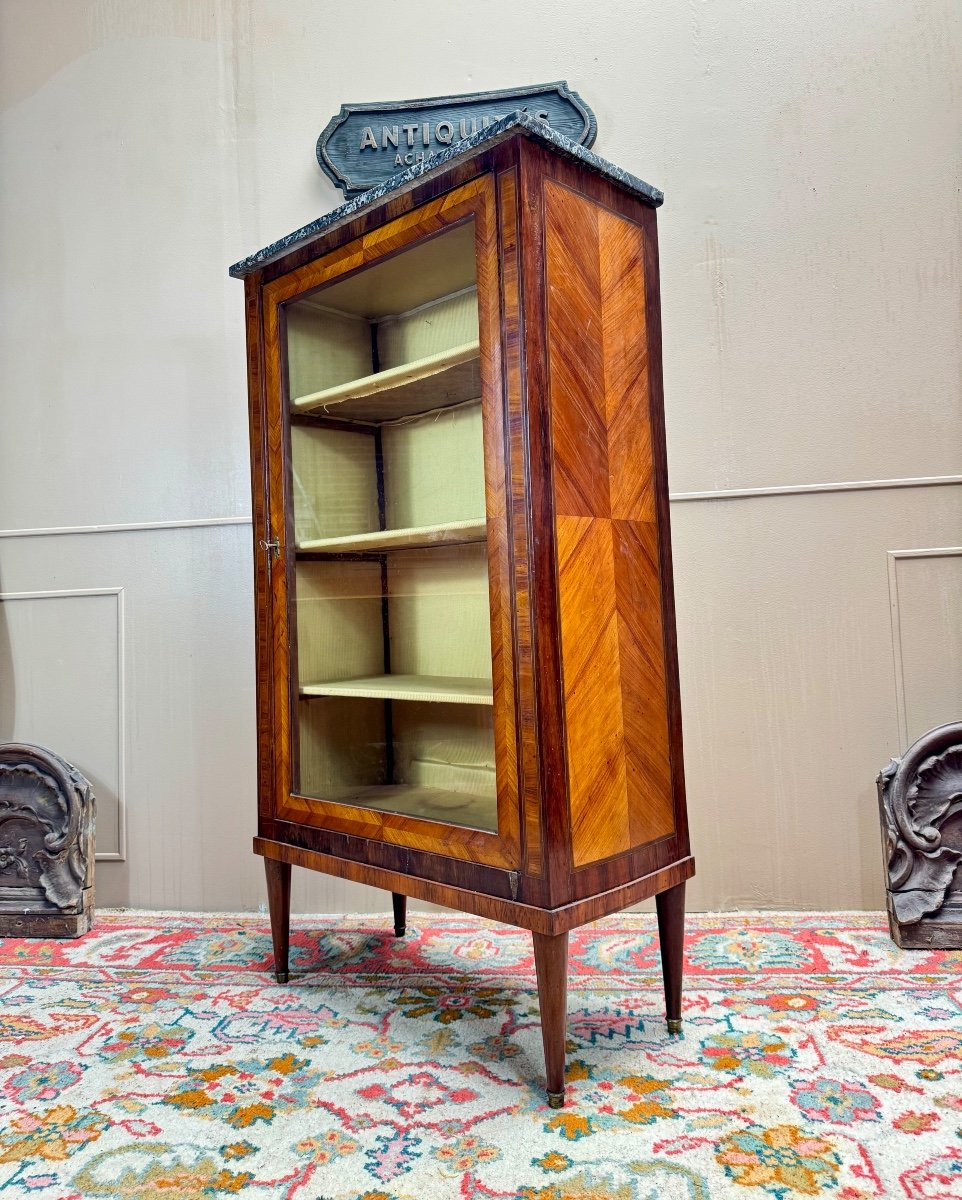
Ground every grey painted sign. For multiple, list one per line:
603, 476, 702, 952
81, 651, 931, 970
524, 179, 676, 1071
316, 81, 596, 196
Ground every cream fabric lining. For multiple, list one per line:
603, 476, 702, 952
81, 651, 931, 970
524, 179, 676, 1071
287, 235, 493, 827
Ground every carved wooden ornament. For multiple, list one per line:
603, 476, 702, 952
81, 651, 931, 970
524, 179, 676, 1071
878, 721, 962, 949
0, 742, 95, 937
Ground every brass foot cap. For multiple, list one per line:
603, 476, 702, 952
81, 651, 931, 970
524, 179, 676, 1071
275, 971, 289, 985
666, 1017, 683, 1037
546, 1091, 565, 1109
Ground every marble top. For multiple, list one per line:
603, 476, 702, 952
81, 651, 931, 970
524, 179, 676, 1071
228, 111, 663, 279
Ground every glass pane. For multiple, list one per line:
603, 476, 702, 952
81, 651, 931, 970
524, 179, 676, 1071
284, 219, 496, 833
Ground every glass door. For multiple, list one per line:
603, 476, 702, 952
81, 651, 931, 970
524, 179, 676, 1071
282, 217, 499, 834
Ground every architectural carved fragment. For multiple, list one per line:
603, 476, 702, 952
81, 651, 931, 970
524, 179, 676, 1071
0, 742, 95, 937
878, 722, 962, 949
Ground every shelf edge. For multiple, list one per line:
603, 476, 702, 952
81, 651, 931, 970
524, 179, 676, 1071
297, 517, 487, 555
292, 339, 480, 414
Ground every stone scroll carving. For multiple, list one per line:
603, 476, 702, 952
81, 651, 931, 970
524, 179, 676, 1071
878, 722, 962, 949
0, 742, 95, 937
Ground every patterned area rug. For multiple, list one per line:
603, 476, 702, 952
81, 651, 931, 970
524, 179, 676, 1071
0, 911, 960, 1199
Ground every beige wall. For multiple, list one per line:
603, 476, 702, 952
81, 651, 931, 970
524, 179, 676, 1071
1, 0, 959, 913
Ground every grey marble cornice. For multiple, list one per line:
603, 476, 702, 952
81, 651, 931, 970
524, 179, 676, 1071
228, 110, 663, 279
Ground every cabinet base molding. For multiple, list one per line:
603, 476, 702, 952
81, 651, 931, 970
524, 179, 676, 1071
254, 837, 693, 936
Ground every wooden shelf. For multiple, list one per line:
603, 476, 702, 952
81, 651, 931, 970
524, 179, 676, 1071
301, 674, 493, 705
297, 517, 487, 556
291, 340, 481, 423
323, 783, 496, 831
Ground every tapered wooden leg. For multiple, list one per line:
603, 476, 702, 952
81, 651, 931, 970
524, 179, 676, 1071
264, 858, 291, 984
392, 892, 407, 938
656, 880, 686, 1036
533, 930, 569, 1108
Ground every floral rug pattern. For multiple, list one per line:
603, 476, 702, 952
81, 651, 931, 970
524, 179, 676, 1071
0, 911, 960, 1198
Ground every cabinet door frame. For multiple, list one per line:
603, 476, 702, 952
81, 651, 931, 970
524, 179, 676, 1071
259, 173, 522, 870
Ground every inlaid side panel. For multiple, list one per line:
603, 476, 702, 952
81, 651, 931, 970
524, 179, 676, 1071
555, 517, 631, 862
544, 180, 674, 868
611, 519, 673, 844
599, 210, 655, 523
543, 188, 608, 519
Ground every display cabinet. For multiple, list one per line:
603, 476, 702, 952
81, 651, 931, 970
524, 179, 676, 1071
230, 114, 694, 1107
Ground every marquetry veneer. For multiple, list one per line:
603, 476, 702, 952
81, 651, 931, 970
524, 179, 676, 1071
231, 116, 694, 1107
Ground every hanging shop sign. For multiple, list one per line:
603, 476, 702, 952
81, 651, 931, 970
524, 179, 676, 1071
316, 81, 596, 196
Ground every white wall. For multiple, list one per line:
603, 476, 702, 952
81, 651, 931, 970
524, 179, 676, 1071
1, 0, 959, 913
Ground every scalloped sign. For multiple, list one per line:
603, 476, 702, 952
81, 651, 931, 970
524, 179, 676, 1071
317, 81, 596, 197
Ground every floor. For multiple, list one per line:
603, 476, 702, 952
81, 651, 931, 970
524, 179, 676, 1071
0, 910, 959, 1198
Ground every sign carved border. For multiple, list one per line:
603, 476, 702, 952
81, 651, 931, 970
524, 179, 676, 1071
317, 81, 596, 196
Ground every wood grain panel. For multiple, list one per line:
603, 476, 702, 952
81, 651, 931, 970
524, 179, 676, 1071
517, 142, 570, 905
263, 293, 295, 806
498, 165, 543, 877
639, 203, 690, 863
599, 210, 655, 523
555, 516, 631, 865
473, 173, 523, 867
276, 792, 512, 869
612, 519, 674, 844
543, 184, 609, 518
544, 179, 674, 869
244, 275, 275, 823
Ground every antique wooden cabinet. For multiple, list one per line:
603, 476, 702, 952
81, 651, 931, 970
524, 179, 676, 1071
231, 115, 694, 1107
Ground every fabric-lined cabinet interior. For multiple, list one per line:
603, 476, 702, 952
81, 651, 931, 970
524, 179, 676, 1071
283, 219, 497, 833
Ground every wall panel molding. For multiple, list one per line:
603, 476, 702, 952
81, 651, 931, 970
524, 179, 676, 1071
1, 478, 959, 540
0, 587, 126, 862
887, 546, 962, 748
0, 516, 251, 539
669, 474, 962, 504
